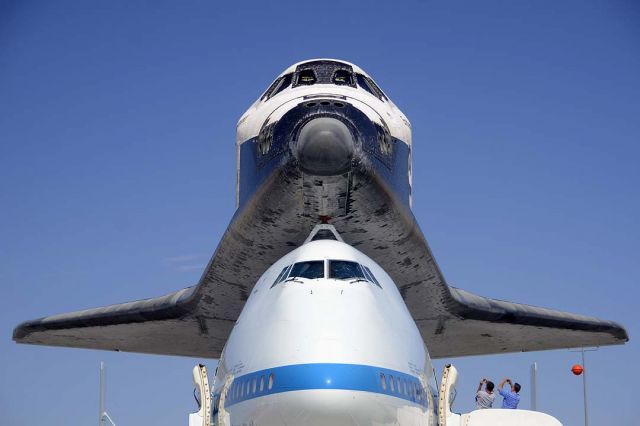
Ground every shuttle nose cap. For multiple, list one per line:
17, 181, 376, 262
295, 117, 354, 176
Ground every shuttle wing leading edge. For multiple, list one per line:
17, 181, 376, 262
13, 184, 628, 358
11, 286, 224, 358
424, 286, 627, 358
341, 191, 628, 358
13, 173, 321, 358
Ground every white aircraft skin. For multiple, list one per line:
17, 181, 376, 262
212, 228, 438, 425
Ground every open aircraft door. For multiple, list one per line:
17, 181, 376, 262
189, 364, 212, 426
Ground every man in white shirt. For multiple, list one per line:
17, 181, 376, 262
475, 378, 496, 409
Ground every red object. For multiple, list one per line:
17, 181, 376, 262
319, 215, 332, 224
571, 364, 584, 375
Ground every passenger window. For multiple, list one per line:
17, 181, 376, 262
268, 373, 274, 390
329, 260, 366, 280
289, 261, 324, 279
380, 373, 387, 391
260, 375, 265, 392
397, 377, 401, 394
297, 69, 317, 85
389, 375, 395, 392
332, 69, 353, 86
252, 377, 257, 394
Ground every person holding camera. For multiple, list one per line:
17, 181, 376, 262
498, 378, 521, 409
475, 378, 496, 409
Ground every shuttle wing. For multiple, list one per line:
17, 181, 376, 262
347, 196, 629, 358
13, 176, 318, 358
12, 286, 230, 358
13, 172, 628, 358
418, 286, 628, 358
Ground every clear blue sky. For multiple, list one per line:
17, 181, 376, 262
1, 1, 638, 424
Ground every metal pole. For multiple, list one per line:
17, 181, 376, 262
571, 348, 597, 426
582, 350, 588, 426
530, 362, 538, 411
99, 362, 105, 426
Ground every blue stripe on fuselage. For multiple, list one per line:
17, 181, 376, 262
219, 363, 429, 408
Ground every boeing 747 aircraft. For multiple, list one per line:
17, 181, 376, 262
14, 59, 628, 425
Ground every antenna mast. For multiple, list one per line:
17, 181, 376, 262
99, 362, 117, 426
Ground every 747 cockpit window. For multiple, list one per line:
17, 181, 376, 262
362, 265, 381, 286
329, 260, 382, 287
289, 261, 324, 279
271, 260, 381, 288
329, 260, 365, 280
272, 265, 292, 287
272, 261, 324, 287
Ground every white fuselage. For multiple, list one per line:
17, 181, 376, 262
212, 238, 438, 425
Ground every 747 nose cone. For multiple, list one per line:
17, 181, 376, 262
295, 117, 354, 176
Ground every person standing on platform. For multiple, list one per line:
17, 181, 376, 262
498, 378, 521, 409
475, 378, 496, 409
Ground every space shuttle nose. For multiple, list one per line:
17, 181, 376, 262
295, 117, 354, 176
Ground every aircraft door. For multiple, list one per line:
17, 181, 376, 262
437, 364, 462, 426
189, 364, 212, 426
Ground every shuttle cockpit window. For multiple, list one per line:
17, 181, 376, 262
262, 73, 293, 101
293, 60, 356, 88
332, 69, 353, 86
261, 78, 281, 101
270, 73, 293, 98
356, 73, 387, 101
356, 74, 374, 96
297, 69, 317, 86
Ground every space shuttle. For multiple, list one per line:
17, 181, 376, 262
14, 59, 627, 425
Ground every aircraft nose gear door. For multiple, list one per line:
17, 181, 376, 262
188, 364, 211, 426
